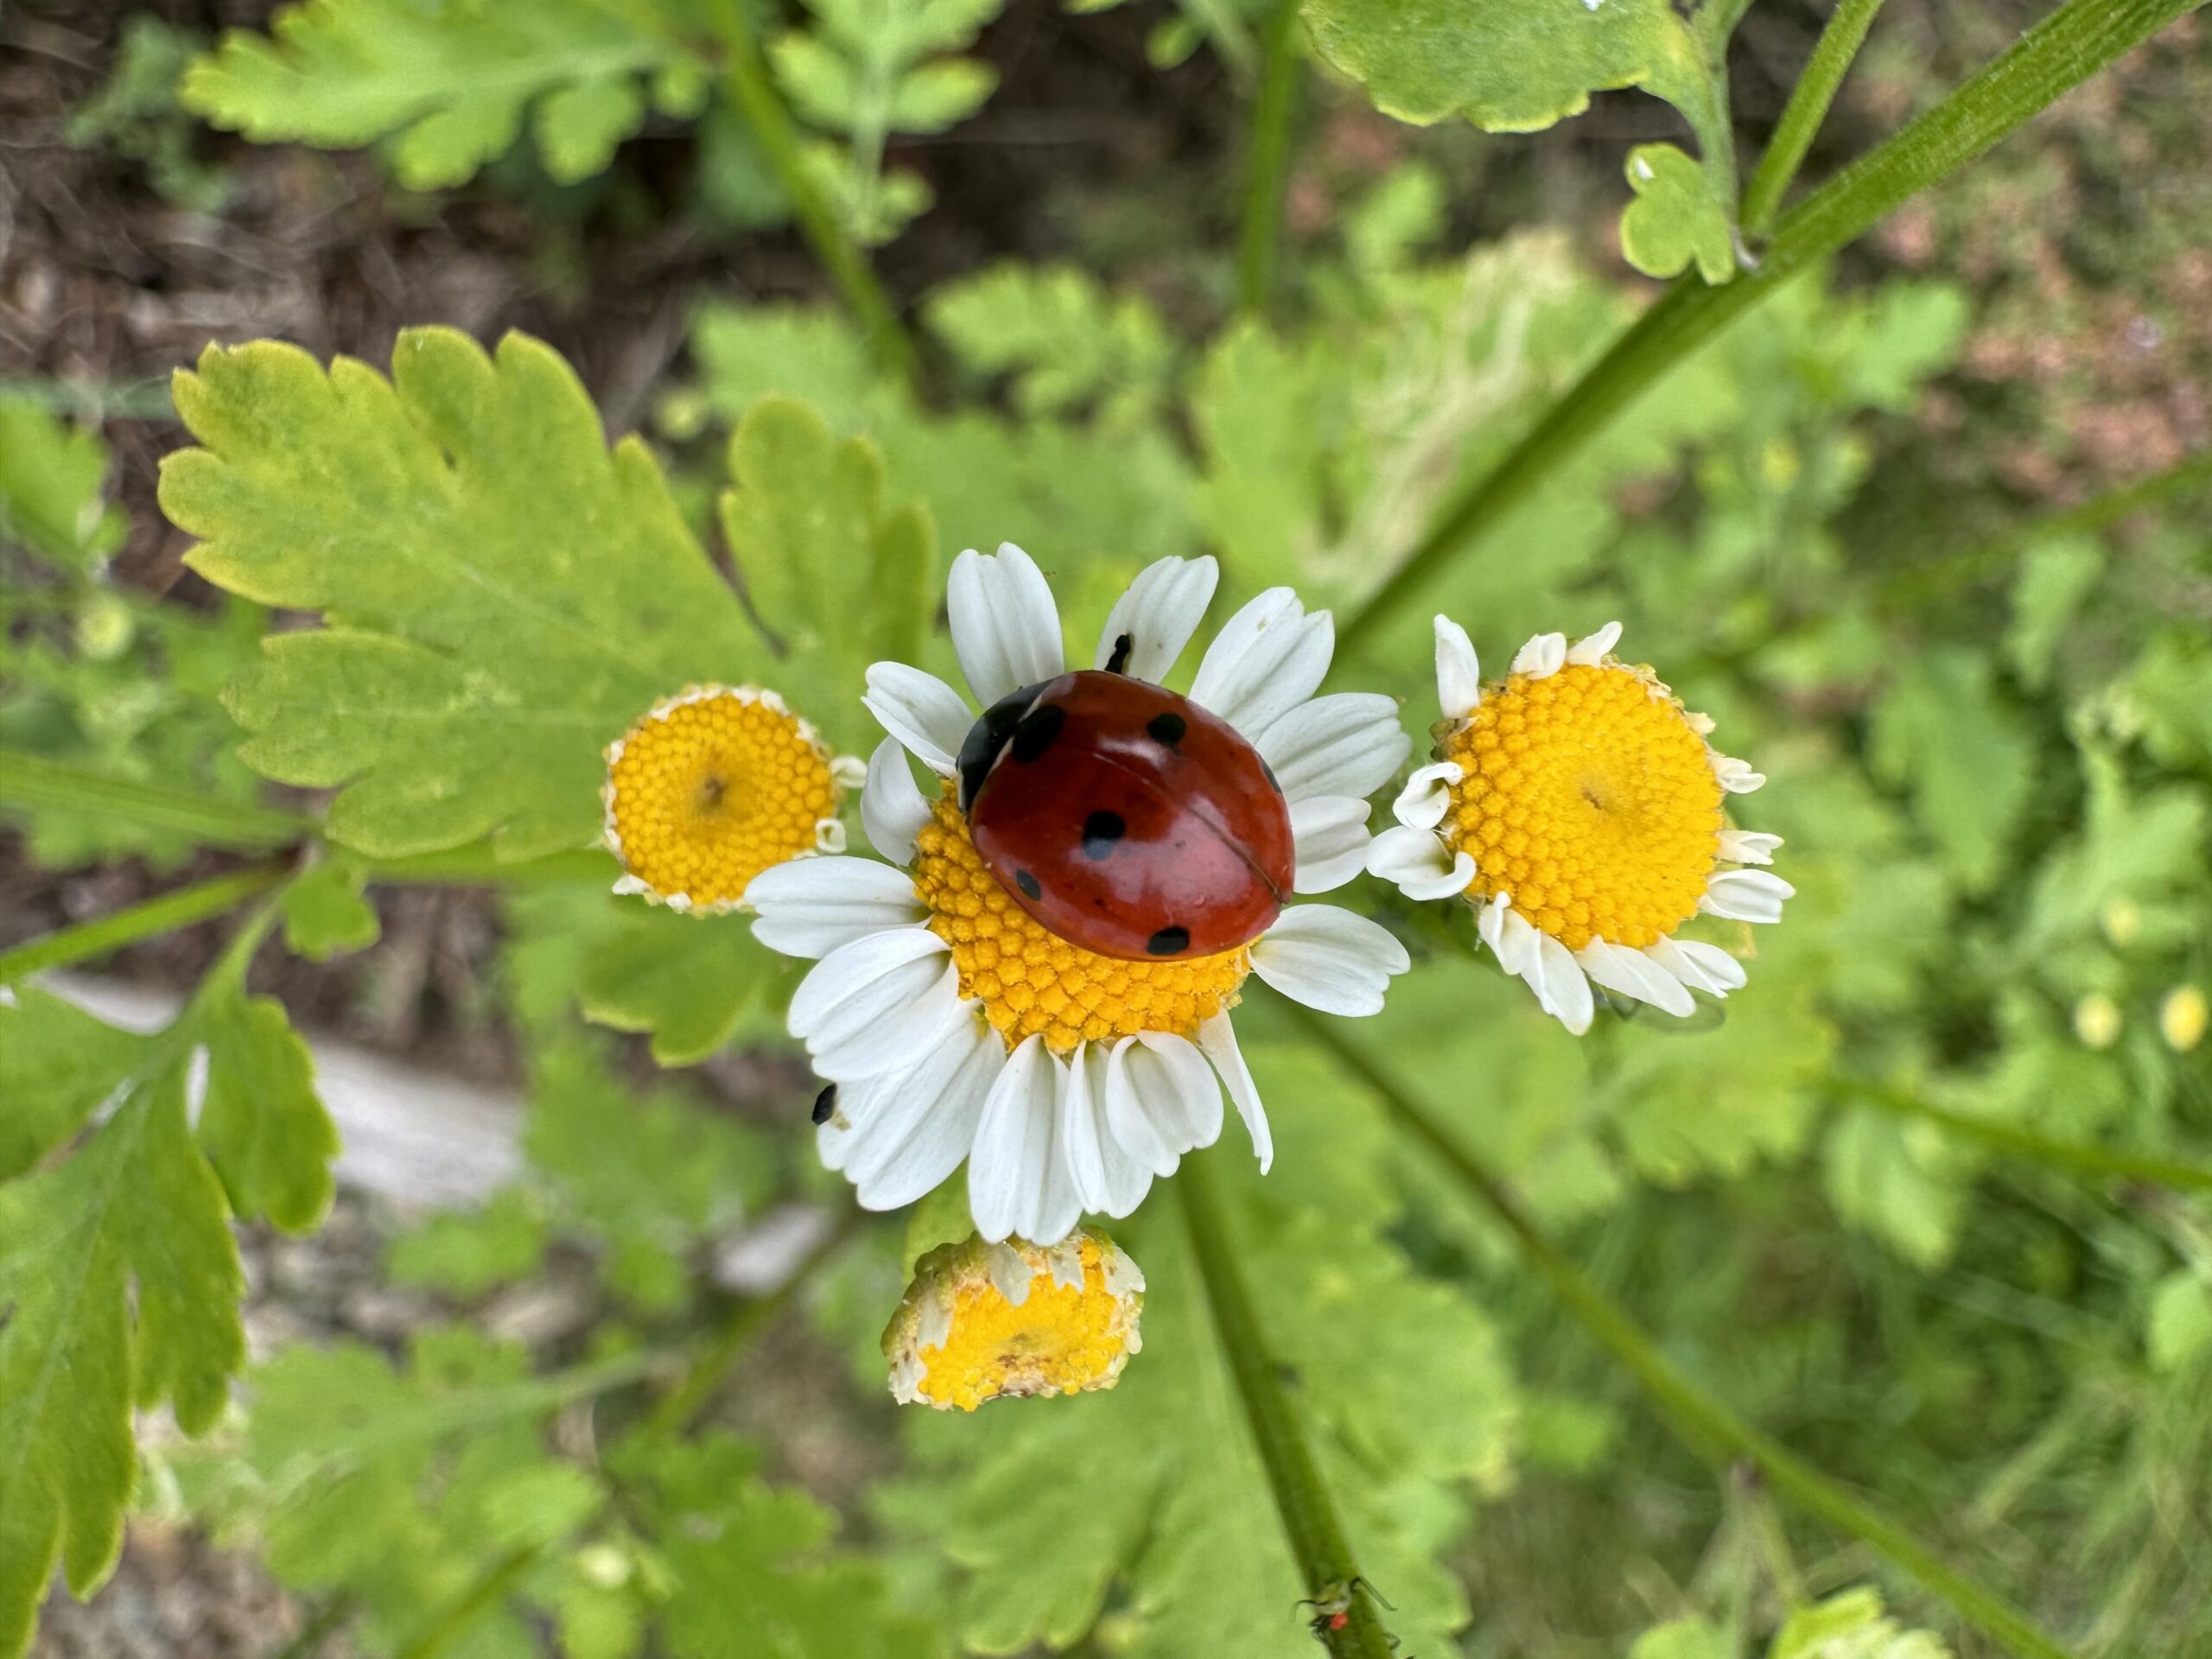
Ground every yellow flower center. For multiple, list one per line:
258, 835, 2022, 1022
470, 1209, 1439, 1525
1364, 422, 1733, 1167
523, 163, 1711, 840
1440, 662, 1722, 950
911, 794, 1246, 1056
603, 686, 843, 913
888, 1233, 1143, 1412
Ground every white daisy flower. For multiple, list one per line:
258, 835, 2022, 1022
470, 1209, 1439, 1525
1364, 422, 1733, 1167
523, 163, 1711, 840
749, 544, 1411, 1243
1369, 616, 1790, 1035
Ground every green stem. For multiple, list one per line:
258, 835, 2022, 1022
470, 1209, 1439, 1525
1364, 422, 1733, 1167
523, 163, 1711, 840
1177, 1153, 1398, 1659
648, 1210, 862, 1435
1834, 1077, 2212, 1195
0, 861, 291, 984
1740, 0, 1890, 236
1236, 0, 1304, 318
0, 750, 308, 849
1335, 0, 2200, 661
1300, 1016, 2078, 1659
360, 846, 613, 886
391, 1545, 542, 1659
705, 0, 918, 391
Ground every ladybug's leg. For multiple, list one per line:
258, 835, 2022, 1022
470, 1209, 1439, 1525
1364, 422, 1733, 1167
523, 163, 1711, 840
1104, 631, 1134, 675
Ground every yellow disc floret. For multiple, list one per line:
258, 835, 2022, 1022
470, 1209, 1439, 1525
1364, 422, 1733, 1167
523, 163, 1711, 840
910, 794, 1246, 1056
603, 685, 848, 914
1440, 662, 1723, 950
884, 1230, 1146, 1411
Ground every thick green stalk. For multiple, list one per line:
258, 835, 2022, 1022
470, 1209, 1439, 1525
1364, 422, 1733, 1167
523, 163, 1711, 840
392, 1547, 542, 1659
1336, 0, 2202, 660
1177, 1154, 1397, 1659
1835, 1077, 2212, 1195
706, 0, 918, 390
0, 750, 308, 849
1739, 0, 1890, 236
0, 862, 290, 984
1236, 0, 1304, 318
1302, 1017, 2077, 1659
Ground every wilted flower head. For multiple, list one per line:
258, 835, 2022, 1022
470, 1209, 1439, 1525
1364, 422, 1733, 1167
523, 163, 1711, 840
883, 1228, 1145, 1411
1370, 618, 1789, 1033
602, 684, 863, 913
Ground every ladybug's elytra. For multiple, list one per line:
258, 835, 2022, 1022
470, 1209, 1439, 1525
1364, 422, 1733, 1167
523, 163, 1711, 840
957, 664, 1294, 963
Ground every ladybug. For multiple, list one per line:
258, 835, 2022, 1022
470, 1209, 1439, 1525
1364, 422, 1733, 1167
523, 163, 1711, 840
957, 645, 1294, 962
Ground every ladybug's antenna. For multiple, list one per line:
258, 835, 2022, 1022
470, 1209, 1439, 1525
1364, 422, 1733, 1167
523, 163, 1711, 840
1105, 632, 1134, 675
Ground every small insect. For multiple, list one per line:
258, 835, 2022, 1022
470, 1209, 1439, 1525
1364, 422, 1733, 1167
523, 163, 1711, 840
1294, 1579, 1400, 1648
810, 1083, 838, 1125
956, 662, 1294, 962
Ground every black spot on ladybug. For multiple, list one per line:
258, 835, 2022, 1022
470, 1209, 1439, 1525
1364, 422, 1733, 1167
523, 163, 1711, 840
1147, 711, 1186, 747
1147, 925, 1190, 956
1260, 758, 1282, 795
1081, 810, 1125, 859
1014, 869, 1041, 900
810, 1084, 838, 1125
1105, 632, 1134, 675
1010, 702, 1066, 764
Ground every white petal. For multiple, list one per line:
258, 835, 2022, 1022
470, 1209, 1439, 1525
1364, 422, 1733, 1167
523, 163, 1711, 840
1484, 894, 1546, 984
812, 959, 966, 1079
861, 736, 934, 866
847, 1015, 1000, 1210
1531, 933, 1595, 1034
1290, 796, 1373, 894
1709, 753, 1766, 794
949, 543, 1063, 709
1257, 694, 1410, 804
1109, 1033, 1221, 1169
1251, 906, 1408, 1016
788, 926, 950, 1065
1189, 588, 1334, 744
1511, 632, 1567, 679
1717, 829, 1782, 866
1391, 760, 1462, 831
1094, 555, 1218, 682
1366, 823, 1476, 903
1700, 868, 1794, 925
1197, 1014, 1272, 1173
1433, 615, 1482, 719
1575, 938, 1694, 1018
747, 853, 925, 958
1645, 935, 1746, 997
1060, 1045, 1151, 1218
969, 1034, 1056, 1243
1566, 620, 1623, 666
863, 663, 971, 776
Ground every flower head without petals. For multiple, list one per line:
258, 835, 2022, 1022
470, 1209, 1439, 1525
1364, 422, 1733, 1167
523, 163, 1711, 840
883, 1229, 1145, 1411
1370, 618, 1790, 1034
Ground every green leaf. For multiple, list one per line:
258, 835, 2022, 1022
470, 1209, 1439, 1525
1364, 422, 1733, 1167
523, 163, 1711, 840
2146, 1270, 2212, 1375
2005, 532, 2103, 688
0, 1050, 245, 1656
1770, 1587, 1952, 1658
1822, 1107, 1970, 1270
280, 858, 382, 961
717, 395, 937, 720
1866, 648, 2035, 893
181, 0, 696, 188
194, 976, 340, 1232
389, 1189, 553, 1300
162, 329, 767, 861
1619, 143, 1735, 283
0, 988, 146, 1182
1633, 1618, 1734, 1659
0, 397, 127, 571
923, 264, 1177, 421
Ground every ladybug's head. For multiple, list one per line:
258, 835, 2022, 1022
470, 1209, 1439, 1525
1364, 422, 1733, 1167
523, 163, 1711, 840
956, 679, 1055, 812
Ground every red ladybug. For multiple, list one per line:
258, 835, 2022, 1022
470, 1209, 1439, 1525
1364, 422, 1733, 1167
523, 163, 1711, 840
957, 658, 1294, 962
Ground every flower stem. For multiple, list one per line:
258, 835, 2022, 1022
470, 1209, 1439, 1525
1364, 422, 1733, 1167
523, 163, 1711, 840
1300, 1015, 2079, 1659
0, 749, 308, 849
1335, 0, 2198, 661
1236, 0, 1304, 319
1833, 1076, 2212, 1195
1739, 0, 1890, 237
1177, 1152, 1399, 1659
0, 861, 292, 985
705, 0, 919, 391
